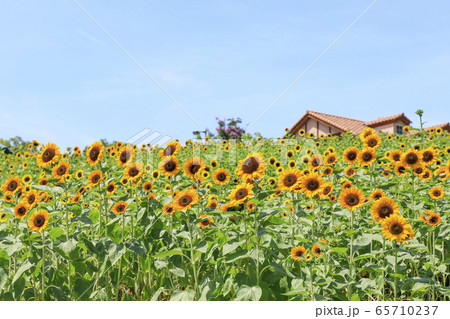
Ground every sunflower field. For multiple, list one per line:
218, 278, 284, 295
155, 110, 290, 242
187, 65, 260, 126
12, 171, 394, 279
0, 127, 449, 301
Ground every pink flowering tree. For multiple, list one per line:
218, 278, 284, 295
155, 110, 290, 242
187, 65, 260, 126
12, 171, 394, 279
214, 117, 247, 140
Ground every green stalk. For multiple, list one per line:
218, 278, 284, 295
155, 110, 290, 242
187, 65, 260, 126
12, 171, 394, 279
186, 211, 199, 299
41, 231, 45, 301
394, 243, 398, 301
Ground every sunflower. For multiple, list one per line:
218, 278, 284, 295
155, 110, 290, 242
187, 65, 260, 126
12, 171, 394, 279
309, 154, 323, 169
184, 157, 205, 179
14, 202, 28, 219
236, 153, 267, 181
344, 166, 356, 177
72, 194, 81, 204
151, 170, 160, 180
36, 142, 61, 168
419, 168, 432, 181
401, 149, 423, 170
339, 187, 365, 211
159, 141, 181, 158
324, 153, 338, 165
106, 182, 117, 195
24, 190, 40, 209
358, 148, 377, 166
112, 201, 128, 215
371, 197, 399, 222
288, 160, 296, 168
426, 211, 441, 226
278, 168, 302, 192
298, 172, 324, 198
421, 148, 438, 166
142, 181, 153, 192
87, 170, 103, 187
22, 174, 32, 184
394, 164, 408, 177
212, 168, 230, 185
360, 127, 376, 141
124, 162, 144, 181
86, 141, 104, 166
363, 134, 381, 149
158, 156, 181, 177
291, 246, 307, 261
198, 214, 214, 228
381, 214, 413, 242
389, 150, 403, 163
162, 203, 175, 215
229, 184, 254, 205
2, 176, 22, 195
342, 147, 359, 164
52, 161, 70, 179
312, 244, 324, 257
116, 146, 135, 168
206, 199, 219, 210
173, 188, 198, 211
29, 210, 50, 232
369, 189, 385, 201
320, 182, 334, 198
429, 186, 444, 200
305, 203, 313, 210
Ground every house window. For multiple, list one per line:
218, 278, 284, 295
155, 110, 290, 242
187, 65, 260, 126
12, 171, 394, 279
396, 125, 403, 135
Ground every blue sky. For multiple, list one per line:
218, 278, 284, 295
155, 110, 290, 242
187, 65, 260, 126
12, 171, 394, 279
1, 0, 449, 149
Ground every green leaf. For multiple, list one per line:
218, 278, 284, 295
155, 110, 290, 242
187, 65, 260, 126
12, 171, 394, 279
49, 228, 65, 240
235, 285, 262, 301
58, 238, 78, 254
127, 242, 146, 257
169, 268, 185, 277
153, 249, 184, 258
170, 289, 195, 301
12, 260, 33, 284
0, 267, 7, 290
283, 289, 308, 296
223, 240, 245, 255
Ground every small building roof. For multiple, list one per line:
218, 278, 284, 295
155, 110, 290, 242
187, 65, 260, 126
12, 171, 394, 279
289, 110, 413, 136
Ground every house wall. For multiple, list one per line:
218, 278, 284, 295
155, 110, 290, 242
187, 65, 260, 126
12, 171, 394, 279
298, 119, 341, 137
372, 121, 406, 135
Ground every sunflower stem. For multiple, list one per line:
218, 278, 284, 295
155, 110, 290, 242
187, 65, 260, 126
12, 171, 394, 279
394, 243, 398, 301
41, 231, 45, 301
186, 211, 199, 299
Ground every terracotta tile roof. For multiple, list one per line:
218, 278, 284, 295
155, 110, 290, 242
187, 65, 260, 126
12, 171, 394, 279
288, 110, 414, 136
365, 113, 411, 126
305, 110, 367, 134
424, 122, 450, 130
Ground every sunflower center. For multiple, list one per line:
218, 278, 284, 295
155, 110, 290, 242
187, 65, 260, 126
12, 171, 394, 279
90, 148, 99, 161
92, 175, 100, 183
433, 191, 441, 197
306, 180, 319, 191
201, 220, 209, 226
393, 154, 400, 161
164, 145, 175, 156
406, 153, 418, 165
28, 195, 35, 204
323, 186, 331, 195
347, 152, 356, 160
107, 185, 114, 192
18, 207, 27, 216
379, 206, 393, 218
164, 161, 176, 172
120, 151, 131, 163
362, 153, 372, 161
236, 189, 248, 200
423, 151, 432, 162
295, 251, 304, 257
189, 163, 201, 174
284, 175, 297, 187
25, 177, 30, 182
180, 196, 192, 206
57, 166, 66, 175
129, 168, 139, 177
217, 173, 226, 181
8, 181, 17, 190
42, 149, 55, 162
117, 204, 125, 212
242, 157, 259, 174
345, 195, 359, 206
34, 216, 45, 227
429, 217, 437, 224
389, 223, 404, 235
368, 139, 377, 147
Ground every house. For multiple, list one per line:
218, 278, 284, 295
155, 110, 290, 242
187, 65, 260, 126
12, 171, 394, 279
288, 110, 412, 137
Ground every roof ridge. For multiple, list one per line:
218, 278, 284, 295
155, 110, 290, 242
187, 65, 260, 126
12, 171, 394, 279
365, 112, 406, 124
308, 110, 366, 123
